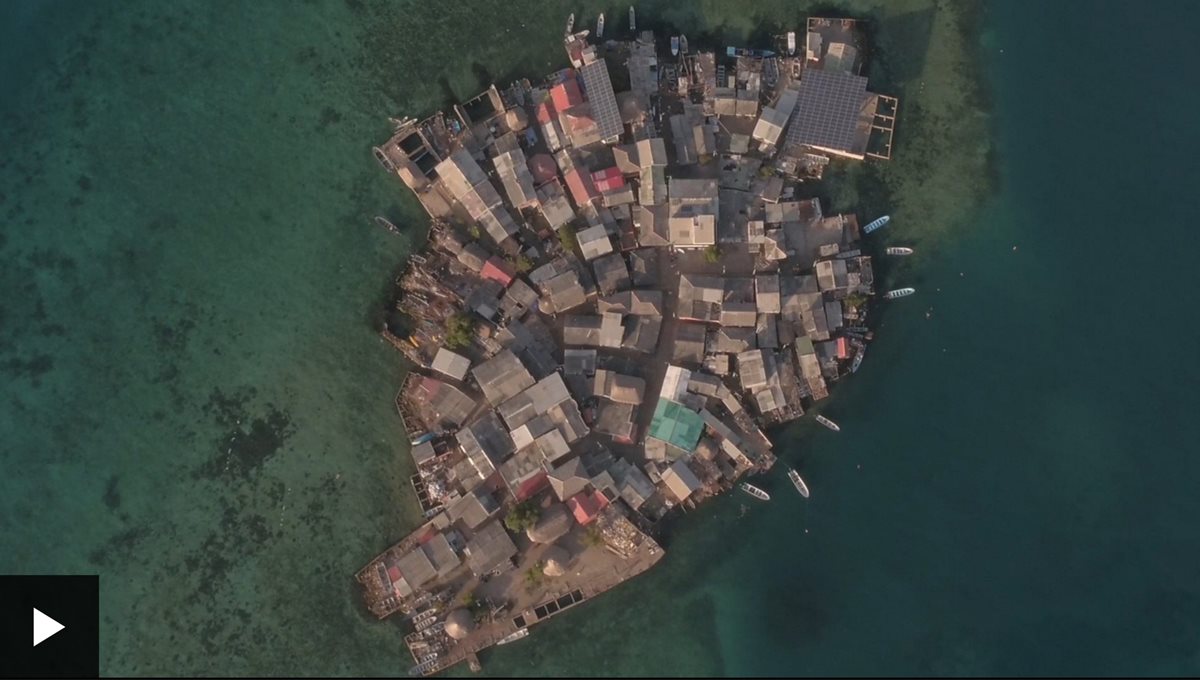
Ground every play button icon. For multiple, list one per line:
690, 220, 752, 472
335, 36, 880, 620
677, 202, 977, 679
32, 608, 65, 647
0, 575, 98, 677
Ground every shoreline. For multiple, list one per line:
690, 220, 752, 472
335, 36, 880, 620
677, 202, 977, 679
358, 15, 922, 676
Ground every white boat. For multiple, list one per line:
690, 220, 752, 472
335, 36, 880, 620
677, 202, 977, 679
596, 13, 605, 38
885, 287, 916, 299
497, 628, 529, 645
671, 35, 680, 56
886, 246, 913, 255
629, 6, 636, 31
565, 13, 575, 35
787, 468, 810, 498
787, 31, 796, 55
851, 345, 866, 373
816, 415, 841, 432
863, 215, 890, 234
739, 482, 770, 501
680, 34, 689, 54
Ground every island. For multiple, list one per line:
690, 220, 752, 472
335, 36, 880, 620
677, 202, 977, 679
359, 16, 903, 676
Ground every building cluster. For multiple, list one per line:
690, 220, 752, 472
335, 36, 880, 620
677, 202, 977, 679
362, 16, 895, 676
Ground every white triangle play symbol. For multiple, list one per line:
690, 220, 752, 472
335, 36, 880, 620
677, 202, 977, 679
33, 607, 65, 646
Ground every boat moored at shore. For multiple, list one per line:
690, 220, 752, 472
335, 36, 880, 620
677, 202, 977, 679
885, 246, 913, 255
816, 415, 841, 432
496, 628, 529, 646
629, 6, 635, 31
787, 468, 810, 498
670, 35, 680, 55
740, 482, 771, 501
565, 13, 575, 35
596, 13, 605, 39
850, 345, 866, 373
885, 287, 916, 299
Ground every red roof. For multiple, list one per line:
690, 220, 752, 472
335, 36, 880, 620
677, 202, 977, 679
591, 166, 625, 193
568, 490, 610, 525
563, 168, 598, 207
551, 75, 583, 111
535, 101, 557, 126
836, 337, 850, 359
515, 471, 548, 502
387, 566, 401, 582
481, 256, 515, 286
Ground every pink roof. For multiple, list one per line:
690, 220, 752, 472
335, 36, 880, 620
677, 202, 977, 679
515, 471, 548, 502
551, 75, 583, 111
836, 337, 850, 359
563, 168, 598, 207
420, 376, 443, 396
563, 107, 596, 133
568, 490, 610, 525
591, 166, 625, 193
481, 256, 515, 286
387, 566, 402, 582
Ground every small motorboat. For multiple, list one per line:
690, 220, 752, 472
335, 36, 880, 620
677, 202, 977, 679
497, 628, 529, 645
787, 467, 810, 498
863, 215, 890, 234
596, 13, 605, 39
565, 13, 575, 35
374, 216, 401, 235
739, 482, 770, 501
885, 287, 916, 299
629, 6, 636, 31
816, 415, 841, 432
680, 34, 689, 54
787, 31, 796, 55
886, 246, 914, 255
850, 345, 866, 373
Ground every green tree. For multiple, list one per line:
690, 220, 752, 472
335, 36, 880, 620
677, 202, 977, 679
704, 244, 721, 264
504, 500, 541, 533
844, 292, 868, 309
514, 254, 533, 273
556, 224, 576, 253
444, 312, 475, 350
523, 562, 545, 590
467, 224, 482, 240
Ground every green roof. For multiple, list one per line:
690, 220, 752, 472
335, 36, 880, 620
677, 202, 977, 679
648, 399, 705, 452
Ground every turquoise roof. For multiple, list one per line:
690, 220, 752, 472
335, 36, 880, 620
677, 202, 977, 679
647, 399, 705, 452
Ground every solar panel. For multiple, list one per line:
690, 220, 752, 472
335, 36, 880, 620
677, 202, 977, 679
785, 69, 868, 153
580, 60, 624, 141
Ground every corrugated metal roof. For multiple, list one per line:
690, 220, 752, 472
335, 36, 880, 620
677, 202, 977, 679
579, 60, 623, 141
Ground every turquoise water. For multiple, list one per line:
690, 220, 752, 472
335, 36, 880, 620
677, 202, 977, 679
2, 0, 1198, 676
